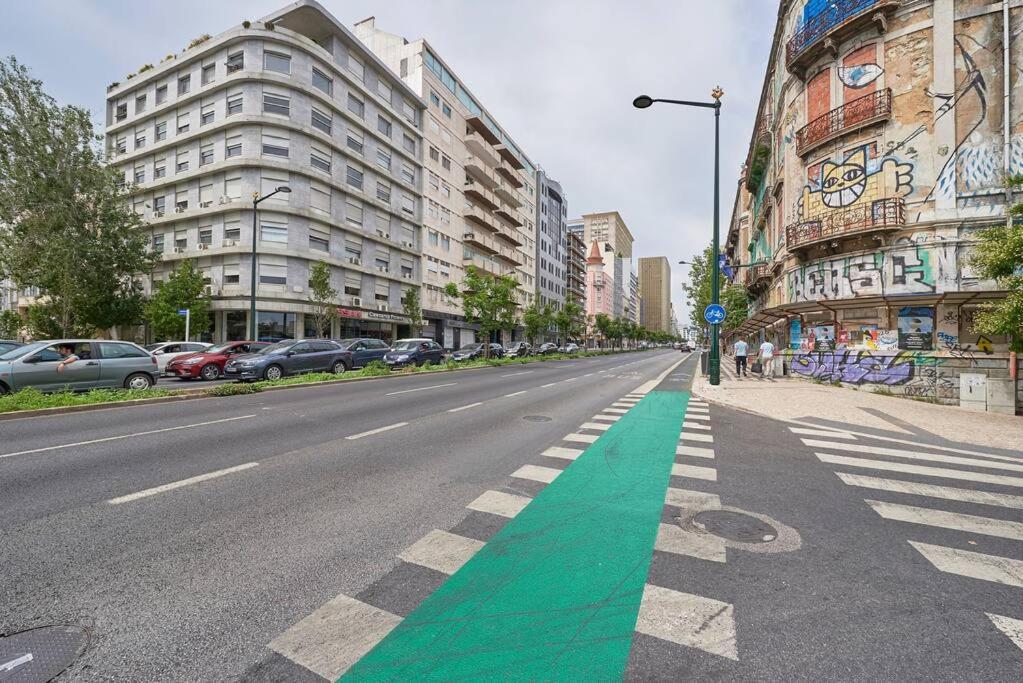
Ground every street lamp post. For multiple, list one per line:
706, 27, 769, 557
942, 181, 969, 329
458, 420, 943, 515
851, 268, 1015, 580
249, 186, 291, 340
635, 87, 724, 385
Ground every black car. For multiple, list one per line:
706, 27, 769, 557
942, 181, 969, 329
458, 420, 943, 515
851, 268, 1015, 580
224, 339, 353, 381
536, 342, 558, 355
383, 338, 445, 368
335, 338, 390, 368
503, 341, 531, 358
450, 342, 504, 361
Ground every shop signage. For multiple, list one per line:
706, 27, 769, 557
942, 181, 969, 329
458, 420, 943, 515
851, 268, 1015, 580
336, 307, 411, 324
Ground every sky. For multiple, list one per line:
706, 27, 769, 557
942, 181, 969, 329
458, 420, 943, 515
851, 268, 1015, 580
1, 0, 777, 328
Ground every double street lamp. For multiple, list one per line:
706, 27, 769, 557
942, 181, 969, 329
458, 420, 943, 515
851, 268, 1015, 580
634, 87, 724, 385
249, 186, 291, 340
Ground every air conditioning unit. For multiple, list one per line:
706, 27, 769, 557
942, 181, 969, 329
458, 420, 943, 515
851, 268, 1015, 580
173, 247, 185, 254
218, 197, 226, 204
402, 273, 414, 280
377, 303, 389, 312
347, 257, 361, 266
197, 243, 209, 251
154, 211, 165, 217
175, 206, 186, 213
202, 285, 215, 296
224, 196, 234, 203
200, 201, 212, 208
350, 296, 362, 307
376, 229, 386, 237
377, 266, 389, 273
292, 285, 304, 293
401, 240, 415, 249
223, 239, 237, 247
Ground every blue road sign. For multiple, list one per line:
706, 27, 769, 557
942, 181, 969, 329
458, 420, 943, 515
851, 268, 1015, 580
704, 303, 726, 325
177, 309, 188, 316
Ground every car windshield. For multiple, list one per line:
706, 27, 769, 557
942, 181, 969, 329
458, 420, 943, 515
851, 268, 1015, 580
392, 341, 420, 351
457, 344, 481, 352
258, 340, 296, 355
0, 342, 43, 361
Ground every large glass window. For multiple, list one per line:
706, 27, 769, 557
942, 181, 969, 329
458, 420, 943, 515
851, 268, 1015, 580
264, 51, 291, 74
311, 108, 332, 134
226, 311, 247, 340
312, 67, 333, 95
263, 92, 290, 116
257, 311, 295, 341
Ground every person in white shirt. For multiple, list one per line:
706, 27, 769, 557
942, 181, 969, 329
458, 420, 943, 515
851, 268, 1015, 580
733, 340, 749, 377
758, 340, 776, 379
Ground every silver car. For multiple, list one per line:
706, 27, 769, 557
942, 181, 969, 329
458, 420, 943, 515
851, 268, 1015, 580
0, 339, 160, 394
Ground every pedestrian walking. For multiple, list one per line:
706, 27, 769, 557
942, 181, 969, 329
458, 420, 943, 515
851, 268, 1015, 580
758, 339, 776, 380
733, 339, 748, 378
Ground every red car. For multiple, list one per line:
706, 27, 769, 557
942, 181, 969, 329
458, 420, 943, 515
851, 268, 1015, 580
165, 341, 270, 380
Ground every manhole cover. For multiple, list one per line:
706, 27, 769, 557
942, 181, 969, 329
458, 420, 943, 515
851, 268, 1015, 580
692, 510, 778, 543
0, 625, 88, 682
522, 415, 552, 422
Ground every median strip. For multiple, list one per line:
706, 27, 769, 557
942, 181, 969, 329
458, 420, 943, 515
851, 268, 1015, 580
107, 462, 259, 505
345, 422, 408, 440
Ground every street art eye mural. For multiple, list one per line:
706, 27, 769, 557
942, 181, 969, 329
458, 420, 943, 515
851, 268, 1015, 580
837, 63, 883, 89
800, 147, 914, 217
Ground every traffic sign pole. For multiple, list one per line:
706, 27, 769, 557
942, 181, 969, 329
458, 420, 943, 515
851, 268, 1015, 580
709, 101, 721, 386
178, 308, 190, 341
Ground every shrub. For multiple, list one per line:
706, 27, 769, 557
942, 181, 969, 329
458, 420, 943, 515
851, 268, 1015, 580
362, 361, 390, 376
206, 382, 261, 396
872, 387, 895, 396
0, 386, 172, 413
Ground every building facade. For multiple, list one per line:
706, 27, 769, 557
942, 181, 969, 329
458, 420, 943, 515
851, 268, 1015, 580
565, 230, 587, 308
571, 211, 635, 323
727, 0, 1019, 406
104, 0, 424, 342
626, 271, 640, 324
638, 256, 672, 333
354, 17, 538, 347
584, 240, 612, 321
535, 169, 568, 311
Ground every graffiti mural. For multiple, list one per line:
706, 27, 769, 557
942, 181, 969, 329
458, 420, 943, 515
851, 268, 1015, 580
799, 147, 914, 219
789, 351, 915, 385
838, 63, 883, 89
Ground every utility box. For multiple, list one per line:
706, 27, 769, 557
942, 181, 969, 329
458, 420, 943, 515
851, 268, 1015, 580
986, 378, 1016, 415
959, 373, 987, 412
700, 350, 709, 375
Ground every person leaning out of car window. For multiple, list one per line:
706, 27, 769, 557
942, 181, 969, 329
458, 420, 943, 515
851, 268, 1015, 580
55, 343, 81, 373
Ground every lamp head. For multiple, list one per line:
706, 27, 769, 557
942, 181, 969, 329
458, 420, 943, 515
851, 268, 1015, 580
632, 95, 654, 109
276, 186, 292, 193
711, 86, 724, 101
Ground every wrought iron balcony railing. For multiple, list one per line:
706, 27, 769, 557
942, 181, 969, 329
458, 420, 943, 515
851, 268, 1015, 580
786, 197, 905, 251
797, 89, 892, 156
786, 0, 898, 74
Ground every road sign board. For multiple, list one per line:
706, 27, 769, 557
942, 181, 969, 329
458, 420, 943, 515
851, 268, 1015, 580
177, 309, 188, 316
704, 304, 726, 325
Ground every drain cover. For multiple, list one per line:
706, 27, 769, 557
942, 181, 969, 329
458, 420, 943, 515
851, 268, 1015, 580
0, 625, 88, 682
522, 415, 552, 422
692, 510, 778, 543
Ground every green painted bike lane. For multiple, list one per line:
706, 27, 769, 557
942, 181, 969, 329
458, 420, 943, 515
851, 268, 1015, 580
342, 387, 690, 681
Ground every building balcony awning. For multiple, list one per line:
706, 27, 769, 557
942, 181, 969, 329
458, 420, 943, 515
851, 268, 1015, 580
465, 157, 499, 189
465, 114, 501, 146
495, 144, 525, 170
464, 183, 499, 210
495, 206, 523, 228
465, 132, 500, 167
495, 164, 524, 188
494, 184, 522, 208
796, 89, 893, 157
786, 197, 904, 252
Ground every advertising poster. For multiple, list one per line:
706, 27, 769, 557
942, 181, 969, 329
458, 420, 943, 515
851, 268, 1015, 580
878, 329, 899, 350
897, 307, 934, 350
863, 328, 879, 350
837, 329, 850, 348
789, 319, 802, 350
812, 324, 836, 351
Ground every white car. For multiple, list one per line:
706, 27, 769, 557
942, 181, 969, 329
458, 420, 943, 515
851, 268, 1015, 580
145, 341, 212, 375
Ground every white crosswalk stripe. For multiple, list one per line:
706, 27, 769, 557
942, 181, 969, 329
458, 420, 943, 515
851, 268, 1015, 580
685, 413, 711, 421
682, 421, 712, 430
909, 541, 1023, 588
636, 584, 738, 660
655, 523, 726, 563
672, 464, 717, 481
789, 427, 856, 439
816, 453, 1023, 488
865, 499, 1023, 541
680, 432, 714, 443
804, 439, 1023, 470
677, 445, 715, 459
836, 473, 1023, 509
987, 613, 1023, 652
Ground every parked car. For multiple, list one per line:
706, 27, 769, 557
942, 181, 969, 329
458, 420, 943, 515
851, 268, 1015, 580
503, 341, 531, 358
0, 339, 159, 394
335, 338, 390, 368
224, 339, 352, 381
564, 343, 581, 354
536, 342, 559, 355
383, 338, 445, 368
144, 341, 212, 375
165, 341, 270, 380
0, 340, 23, 355
450, 342, 504, 361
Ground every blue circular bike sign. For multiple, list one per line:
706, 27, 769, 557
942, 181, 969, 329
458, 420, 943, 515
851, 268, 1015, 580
704, 304, 726, 325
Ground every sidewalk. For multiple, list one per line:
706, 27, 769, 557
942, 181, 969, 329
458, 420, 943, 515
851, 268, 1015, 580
695, 361, 1023, 451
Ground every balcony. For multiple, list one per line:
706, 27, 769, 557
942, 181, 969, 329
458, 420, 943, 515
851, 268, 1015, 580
464, 182, 499, 210
465, 130, 499, 167
494, 184, 521, 208
743, 263, 771, 292
465, 156, 500, 189
464, 205, 500, 232
494, 206, 523, 228
786, 0, 900, 77
463, 230, 523, 265
495, 163, 524, 188
796, 89, 892, 156
786, 196, 905, 251
495, 144, 525, 170
465, 114, 501, 146
464, 252, 515, 278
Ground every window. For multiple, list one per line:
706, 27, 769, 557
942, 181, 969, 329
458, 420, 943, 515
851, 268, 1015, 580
261, 130, 289, 157
224, 221, 241, 240
134, 166, 145, 184
377, 79, 392, 104
175, 187, 188, 211
114, 135, 127, 154
310, 144, 331, 173
429, 91, 440, 107
345, 200, 363, 228
223, 262, 240, 284
441, 155, 451, 171
345, 239, 362, 261
376, 180, 391, 202
115, 102, 127, 121
226, 135, 242, 158
346, 128, 364, 154
375, 212, 390, 237
201, 103, 215, 125
135, 130, 146, 149
136, 94, 147, 113
259, 262, 287, 285
176, 149, 189, 172
402, 134, 415, 154
263, 92, 290, 116
375, 282, 389, 301
153, 196, 166, 214
347, 93, 364, 118
309, 227, 330, 252
401, 258, 413, 278
346, 165, 363, 190
202, 63, 215, 85
428, 229, 439, 246
310, 182, 330, 214
376, 148, 391, 170
401, 99, 415, 124
199, 143, 214, 166
442, 102, 452, 118
156, 84, 167, 104
377, 115, 392, 137
375, 254, 390, 274
400, 162, 415, 185
177, 112, 190, 134
344, 273, 361, 296
312, 67, 333, 95
427, 200, 439, 221
260, 221, 288, 244
153, 233, 165, 252
347, 53, 364, 82
199, 226, 213, 245
226, 51, 244, 74
400, 58, 408, 78
226, 92, 243, 115
311, 108, 332, 134
100, 342, 149, 359
264, 51, 291, 74
178, 74, 190, 95
429, 146, 439, 162
400, 192, 414, 216
440, 180, 450, 198
427, 117, 440, 135
199, 183, 213, 205
428, 172, 440, 193
154, 159, 166, 179
225, 175, 241, 199
155, 121, 167, 141
260, 173, 289, 202
175, 230, 187, 249
440, 234, 450, 250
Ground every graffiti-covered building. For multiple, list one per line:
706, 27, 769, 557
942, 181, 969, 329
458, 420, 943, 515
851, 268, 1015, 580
726, 0, 1021, 409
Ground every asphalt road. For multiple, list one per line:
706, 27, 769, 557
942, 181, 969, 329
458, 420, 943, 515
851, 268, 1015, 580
2, 348, 1021, 681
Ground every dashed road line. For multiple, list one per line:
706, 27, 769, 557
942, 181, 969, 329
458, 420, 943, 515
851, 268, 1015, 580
385, 382, 456, 396
448, 402, 482, 413
397, 529, 484, 575
542, 446, 583, 461
467, 490, 531, 518
504, 390, 528, 398
107, 462, 259, 505
501, 371, 534, 377
564, 432, 599, 444
346, 422, 408, 440
511, 464, 562, 484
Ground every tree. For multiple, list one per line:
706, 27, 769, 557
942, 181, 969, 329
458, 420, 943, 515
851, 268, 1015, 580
969, 175, 1023, 351
593, 313, 613, 349
144, 260, 209, 340
681, 243, 749, 335
522, 301, 553, 346
308, 260, 338, 338
554, 298, 585, 343
445, 266, 518, 359
0, 56, 155, 337
0, 309, 21, 339
401, 286, 425, 337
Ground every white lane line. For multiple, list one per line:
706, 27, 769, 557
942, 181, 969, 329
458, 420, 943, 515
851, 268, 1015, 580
817, 452, 1023, 488
398, 529, 484, 575
385, 382, 456, 396
467, 490, 531, 518
677, 445, 715, 459
504, 390, 528, 397
655, 523, 726, 563
636, 584, 738, 660
580, 422, 612, 432
346, 422, 408, 440
685, 413, 711, 422
865, 499, 1023, 541
672, 464, 717, 481
680, 432, 714, 443
665, 488, 721, 510
612, 402, 636, 408
107, 462, 258, 505
835, 473, 1023, 509
583, 373, 594, 377
448, 402, 483, 413
909, 541, 1023, 588
598, 369, 607, 373
511, 464, 562, 484
683, 421, 711, 430
803, 439, 1023, 474
268, 594, 401, 680
0, 415, 256, 459
686, 407, 710, 414
501, 371, 534, 377
790, 427, 856, 439
592, 414, 620, 422
541, 382, 557, 388
542, 446, 583, 461
605, 408, 629, 414
564, 433, 599, 444
987, 614, 1023, 652
688, 402, 709, 407
563, 377, 577, 382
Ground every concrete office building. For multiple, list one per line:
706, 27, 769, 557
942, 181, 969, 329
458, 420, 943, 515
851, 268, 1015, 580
638, 256, 672, 334
535, 169, 568, 312
570, 211, 635, 322
104, 1, 425, 342
354, 17, 538, 347
565, 230, 587, 308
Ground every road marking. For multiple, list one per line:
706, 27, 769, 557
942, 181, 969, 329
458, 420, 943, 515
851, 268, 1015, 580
685, 413, 711, 421
655, 523, 726, 563
635, 584, 738, 660
686, 407, 709, 414
592, 414, 621, 422
448, 402, 482, 413
816, 453, 1023, 488
398, 529, 484, 575
580, 422, 612, 431
542, 446, 583, 461
466, 490, 531, 518
672, 464, 717, 481
680, 432, 714, 443
612, 402, 636, 408
677, 445, 715, 459
564, 432, 599, 444
682, 421, 711, 430
617, 397, 640, 403
688, 401, 709, 407
803, 439, 1023, 473
504, 390, 528, 397
987, 614, 1023, 652
0, 415, 256, 459
385, 382, 456, 396
512, 464, 562, 484
665, 488, 721, 510
346, 422, 408, 440
836, 473, 1023, 509
790, 427, 856, 439
268, 594, 401, 681
541, 382, 557, 388
605, 408, 629, 414
107, 462, 258, 505
909, 541, 1023, 587
563, 377, 577, 382
583, 373, 594, 377
865, 499, 1023, 541
502, 371, 534, 377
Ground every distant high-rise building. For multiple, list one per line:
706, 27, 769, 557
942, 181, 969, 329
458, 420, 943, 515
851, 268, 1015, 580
535, 169, 567, 311
570, 211, 634, 322
565, 230, 586, 309
638, 256, 671, 334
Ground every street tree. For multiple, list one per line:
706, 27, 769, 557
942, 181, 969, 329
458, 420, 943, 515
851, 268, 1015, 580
522, 301, 553, 346
593, 313, 612, 349
308, 260, 338, 338
0, 56, 155, 337
401, 286, 425, 337
0, 309, 21, 339
555, 298, 585, 343
144, 260, 210, 341
682, 243, 749, 335
444, 266, 518, 359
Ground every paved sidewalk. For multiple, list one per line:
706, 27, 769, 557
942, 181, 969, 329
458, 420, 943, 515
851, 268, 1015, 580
694, 364, 1023, 451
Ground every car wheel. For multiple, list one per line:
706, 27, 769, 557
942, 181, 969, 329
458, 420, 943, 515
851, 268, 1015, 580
124, 373, 154, 391
331, 360, 348, 375
200, 364, 220, 381
0, 382, 9, 395
263, 364, 284, 381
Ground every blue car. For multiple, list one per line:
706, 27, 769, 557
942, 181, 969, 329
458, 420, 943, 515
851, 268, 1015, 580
335, 338, 390, 368
383, 338, 445, 368
224, 339, 353, 381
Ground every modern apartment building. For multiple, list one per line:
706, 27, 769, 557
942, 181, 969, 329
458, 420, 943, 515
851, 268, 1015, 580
104, 0, 425, 342
726, 0, 1019, 406
354, 17, 538, 347
565, 230, 587, 307
571, 211, 635, 322
535, 169, 568, 311
626, 271, 640, 325
638, 256, 672, 334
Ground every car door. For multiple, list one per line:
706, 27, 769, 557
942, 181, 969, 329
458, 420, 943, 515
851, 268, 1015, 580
307, 341, 337, 372
16, 343, 101, 392
349, 341, 368, 367
366, 339, 389, 364
154, 343, 181, 372
284, 342, 314, 373
427, 341, 443, 363
96, 342, 152, 388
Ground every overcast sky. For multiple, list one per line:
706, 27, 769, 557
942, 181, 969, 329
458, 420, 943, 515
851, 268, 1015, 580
1, 0, 776, 326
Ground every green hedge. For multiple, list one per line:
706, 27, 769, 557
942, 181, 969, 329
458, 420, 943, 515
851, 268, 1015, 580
0, 387, 173, 413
